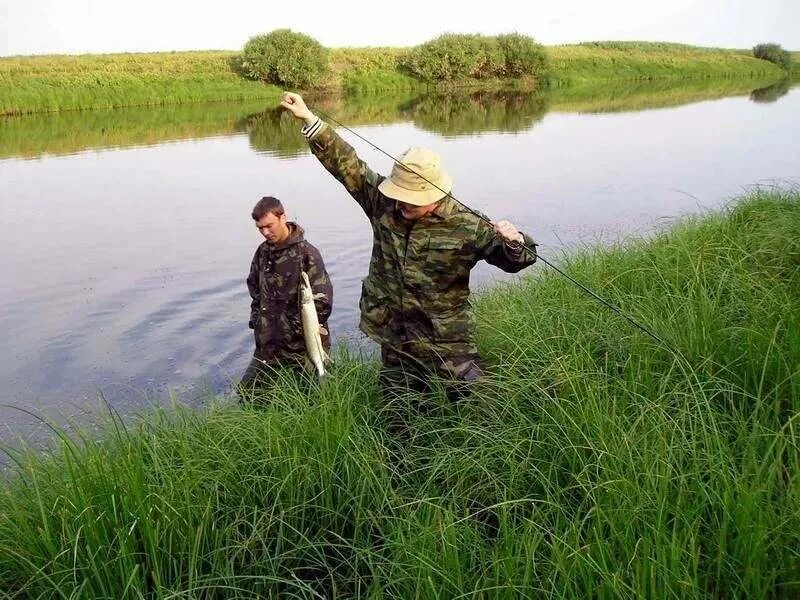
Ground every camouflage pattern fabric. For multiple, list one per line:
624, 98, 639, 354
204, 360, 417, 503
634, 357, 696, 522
306, 122, 537, 363
246, 222, 332, 365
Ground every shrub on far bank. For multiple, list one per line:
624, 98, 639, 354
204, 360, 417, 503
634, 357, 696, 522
400, 34, 503, 81
240, 29, 328, 88
400, 32, 548, 82
752, 43, 792, 71
497, 33, 548, 77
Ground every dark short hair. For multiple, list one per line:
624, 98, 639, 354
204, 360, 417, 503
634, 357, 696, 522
251, 196, 285, 221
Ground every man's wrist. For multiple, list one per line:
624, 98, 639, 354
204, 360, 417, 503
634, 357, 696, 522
301, 115, 325, 139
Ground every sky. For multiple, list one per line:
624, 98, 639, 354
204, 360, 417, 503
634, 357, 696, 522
1, 0, 798, 57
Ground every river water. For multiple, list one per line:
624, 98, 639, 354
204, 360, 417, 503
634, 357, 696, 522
1, 78, 798, 442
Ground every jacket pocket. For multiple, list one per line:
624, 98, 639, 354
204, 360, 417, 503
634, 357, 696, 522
359, 277, 390, 330
426, 238, 464, 271
429, 305, 474, 344
425, 237, 471, 299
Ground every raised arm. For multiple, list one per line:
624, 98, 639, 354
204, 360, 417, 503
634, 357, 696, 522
281, 92, 384, 217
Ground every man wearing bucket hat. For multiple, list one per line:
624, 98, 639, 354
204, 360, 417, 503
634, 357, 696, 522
281, 91, 537, 400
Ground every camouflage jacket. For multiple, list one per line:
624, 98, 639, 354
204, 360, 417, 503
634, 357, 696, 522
247, 223, 333, 363
304, 120, 536, 358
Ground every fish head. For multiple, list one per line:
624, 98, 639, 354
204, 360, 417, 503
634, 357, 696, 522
299, 271, 314, 303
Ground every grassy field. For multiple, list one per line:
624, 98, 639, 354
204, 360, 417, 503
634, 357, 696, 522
546, 41, 785, 85
0, 42, 790, 115
2, 75, 789, 160
1, 187, 799, 597
0, 51, 283, 115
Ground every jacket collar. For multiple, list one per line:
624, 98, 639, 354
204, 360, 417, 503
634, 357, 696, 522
266, 222, 304, 251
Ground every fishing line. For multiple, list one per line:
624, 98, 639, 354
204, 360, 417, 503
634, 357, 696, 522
310, 108, 669, 348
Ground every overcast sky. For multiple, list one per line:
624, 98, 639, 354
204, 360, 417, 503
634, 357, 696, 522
1, 0, 798, 57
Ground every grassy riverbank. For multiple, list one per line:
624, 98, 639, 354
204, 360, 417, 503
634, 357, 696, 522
0, 42, 789, 115
546, 41, 786, 85
2, 188, 799, 597
0, 51, 285, 115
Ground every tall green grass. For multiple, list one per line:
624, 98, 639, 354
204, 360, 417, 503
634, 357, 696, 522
329, 47, 422, 93
2, 188, 799, 597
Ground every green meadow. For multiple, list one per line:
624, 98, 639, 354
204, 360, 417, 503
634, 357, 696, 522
0, 42, 790, 115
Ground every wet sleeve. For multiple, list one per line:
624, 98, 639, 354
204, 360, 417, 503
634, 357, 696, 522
303, 119, 384, 218
246, 249, 260, 329
476, 219, 538, 273
304, 244, 333, 324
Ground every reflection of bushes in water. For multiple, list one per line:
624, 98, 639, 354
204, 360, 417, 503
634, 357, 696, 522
749, 78, 792, 103
0, 101, 268, 159
400, 91, 549, 137
331, 91, 417, 124
7, 76, 793, 161
241, 91, 550, 154
238, 108, 309, 159
547, 77, 783, 114
236, 94, 388, 157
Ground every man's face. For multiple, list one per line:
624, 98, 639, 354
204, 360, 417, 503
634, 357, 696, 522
255, 212, 289, 244
397, 200, 439, 221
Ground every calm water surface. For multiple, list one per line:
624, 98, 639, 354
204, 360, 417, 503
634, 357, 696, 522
1, 80, 798, 441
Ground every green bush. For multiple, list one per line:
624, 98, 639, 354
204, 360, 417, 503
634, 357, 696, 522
400, 33, 548, 82
400, 34, 505, 81
496, 33, 548, 78
752, 43, 792, 71
240, 29, 328, 88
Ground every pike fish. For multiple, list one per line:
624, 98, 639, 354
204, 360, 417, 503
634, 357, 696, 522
299, 271, 331, 377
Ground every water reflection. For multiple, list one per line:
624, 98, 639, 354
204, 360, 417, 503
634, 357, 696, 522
238, 108, 308, 158
546, 76, 782, 113
1, 76, 794, 161
0, 100, 269, 159
398, 91, 549, 137
238, 91, 551, 157
750, 78, 792, 103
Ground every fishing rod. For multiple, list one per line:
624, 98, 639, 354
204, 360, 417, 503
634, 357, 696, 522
311, 108, 668, 349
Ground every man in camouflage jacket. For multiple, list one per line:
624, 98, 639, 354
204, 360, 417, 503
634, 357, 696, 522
281, 92, 536, 398
239, 196, 333, 395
